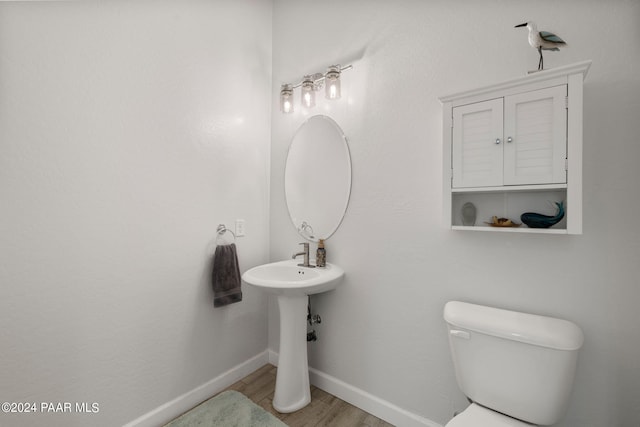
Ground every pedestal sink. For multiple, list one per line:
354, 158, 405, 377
242, 259, 344, 413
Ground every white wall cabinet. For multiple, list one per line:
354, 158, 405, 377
441, 61, 591, 234
453, 85, 567, 188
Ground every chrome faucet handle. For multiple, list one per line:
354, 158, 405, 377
294, 242, 314, 268
292, 243, 308, 259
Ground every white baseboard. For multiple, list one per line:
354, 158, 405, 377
126, 349, 441, 427
269, 349, 442, 427
268, 348, 279, 365
123, 350, 270, 427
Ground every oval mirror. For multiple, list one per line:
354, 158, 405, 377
285, 115, 351, 242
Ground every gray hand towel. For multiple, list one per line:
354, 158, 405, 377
211, 243, 242, 307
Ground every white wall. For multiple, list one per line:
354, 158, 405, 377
271, 1, 640, 426
0, 1, 271, 426
3, 2, 639, 426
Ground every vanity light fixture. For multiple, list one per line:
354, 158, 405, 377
280, 84, 294, 113
325, 65, 341, 100
301, 75, 317, 109
279, 64, 352, 113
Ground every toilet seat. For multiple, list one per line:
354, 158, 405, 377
445, 403, 533, 427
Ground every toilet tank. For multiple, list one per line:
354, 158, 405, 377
444, 301, 584, 426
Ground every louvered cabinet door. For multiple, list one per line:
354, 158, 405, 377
503, 85, 567, 185
452, 98, 503, 188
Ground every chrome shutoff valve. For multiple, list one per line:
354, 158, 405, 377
308, 314, 322, 325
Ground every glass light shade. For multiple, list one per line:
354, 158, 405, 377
301, 76, 316, 108
325, 66, 341, 100
280, 84, 294, 114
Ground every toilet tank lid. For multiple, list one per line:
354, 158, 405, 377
444, 301, 584, 351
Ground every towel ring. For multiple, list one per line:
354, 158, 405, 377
216, 224, 236, 244
298, 221, 315, 239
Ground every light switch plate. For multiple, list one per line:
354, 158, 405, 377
235, 219, 245, 237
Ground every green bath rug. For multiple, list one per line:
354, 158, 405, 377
164, 390, 287, 427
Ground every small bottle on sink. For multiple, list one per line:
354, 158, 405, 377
316, 239, 326, 267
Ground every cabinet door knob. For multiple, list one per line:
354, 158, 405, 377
507, 136, 513, 143
495, 138, 501, 144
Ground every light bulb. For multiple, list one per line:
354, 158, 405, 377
283, 99, 292, 113
301, 76, 316, 108
325, 65, 341, 100
280, 84, 294, 114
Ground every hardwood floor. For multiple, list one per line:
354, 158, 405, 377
224, 364, 395, 427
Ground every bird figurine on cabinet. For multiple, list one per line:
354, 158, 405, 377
515, 21, 567, 71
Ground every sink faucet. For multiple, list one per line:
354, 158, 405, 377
292, 242, 315, 268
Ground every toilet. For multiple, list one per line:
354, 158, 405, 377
443, 301, 584, 426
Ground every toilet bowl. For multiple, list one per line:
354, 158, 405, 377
445, 403, 531, 427
443, 301, 583, 426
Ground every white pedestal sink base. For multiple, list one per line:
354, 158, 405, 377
273, 294, 311, 413
241, 260, 345, 413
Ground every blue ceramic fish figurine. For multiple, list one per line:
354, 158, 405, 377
521, 201, 565, 228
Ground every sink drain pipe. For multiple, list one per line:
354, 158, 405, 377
307, 297, 321, 342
